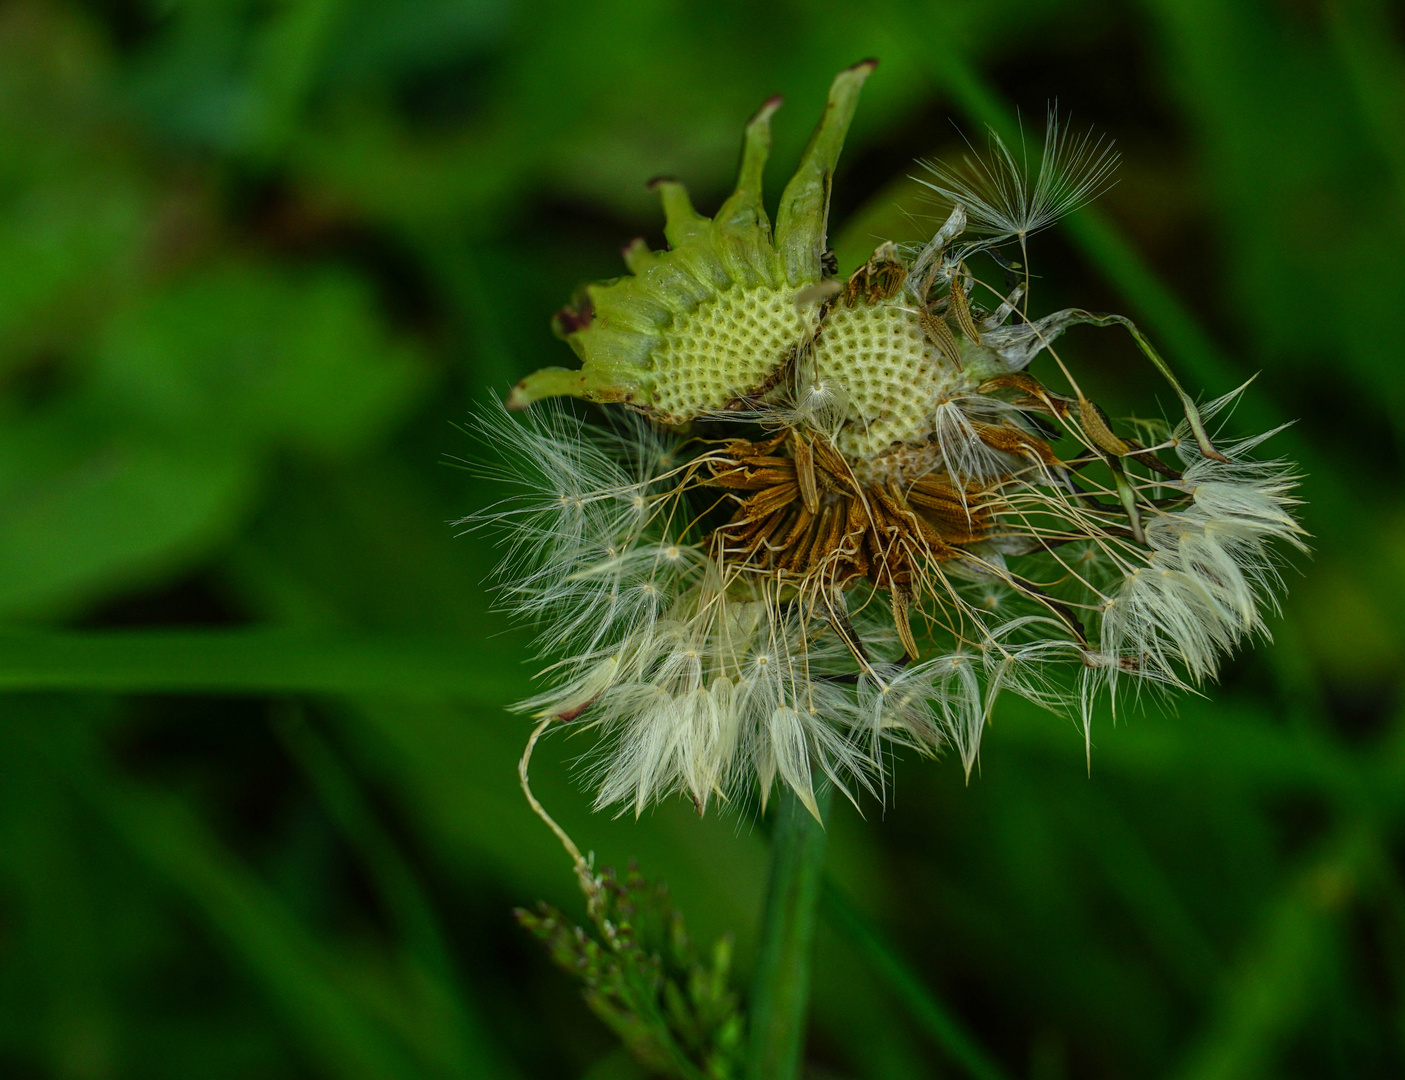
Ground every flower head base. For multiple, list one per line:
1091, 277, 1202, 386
470, 64, 1306, 819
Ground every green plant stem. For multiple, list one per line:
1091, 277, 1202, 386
746, 783, 832, 1080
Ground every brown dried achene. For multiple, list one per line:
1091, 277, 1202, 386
698, 411, 1175, 658
703, 430, 999, 657
837, 242, 908, 308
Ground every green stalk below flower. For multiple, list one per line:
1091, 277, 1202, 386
746, 783, 833, 1080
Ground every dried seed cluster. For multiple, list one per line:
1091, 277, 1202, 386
707, 429, 990, 660
472, 64, 1305, 818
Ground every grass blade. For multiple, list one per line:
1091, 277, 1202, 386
275, 706, 518, 1080
0, 629, 522, 699
820, 882, 1013, 1080
24, 721, 427, 1080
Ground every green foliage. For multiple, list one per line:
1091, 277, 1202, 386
517, 865, 743, 1080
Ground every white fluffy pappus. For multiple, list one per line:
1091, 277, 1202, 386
917, 107, 1120, 244
1098, 394, 1307, 692
466, 402, 886, 818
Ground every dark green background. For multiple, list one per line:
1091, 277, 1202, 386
1, 0, 1402, 1077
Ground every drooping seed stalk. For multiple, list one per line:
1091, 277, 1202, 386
746, 782, 833, 1080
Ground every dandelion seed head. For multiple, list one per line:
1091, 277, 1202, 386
470, 68, 1304, 817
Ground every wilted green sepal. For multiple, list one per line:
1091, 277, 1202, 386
622, 237, 661, 275
652, 178, 711, 249
712, 96, 782, 288
716, 96, 780, 236
509, 65, 875, 420
775, 59, 877, 285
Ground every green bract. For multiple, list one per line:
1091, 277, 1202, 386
507, 61, 876, 421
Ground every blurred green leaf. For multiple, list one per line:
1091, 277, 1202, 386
0, 253, 424, 619
820, 881, 1012, 1080
275, 708, 519, 1079
93, 262, 424, 456
0, 3, 150, 369
0, 413, 254, 617
1170, 827, 1370, 1080
19, 712, 514, 1080
0, 628, 520, 697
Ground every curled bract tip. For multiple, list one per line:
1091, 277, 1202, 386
752, 94, 784, 121
508, 65, 875, 421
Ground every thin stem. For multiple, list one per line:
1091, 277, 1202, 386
746, 783, 833, 1080
519, 717, 598, 903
